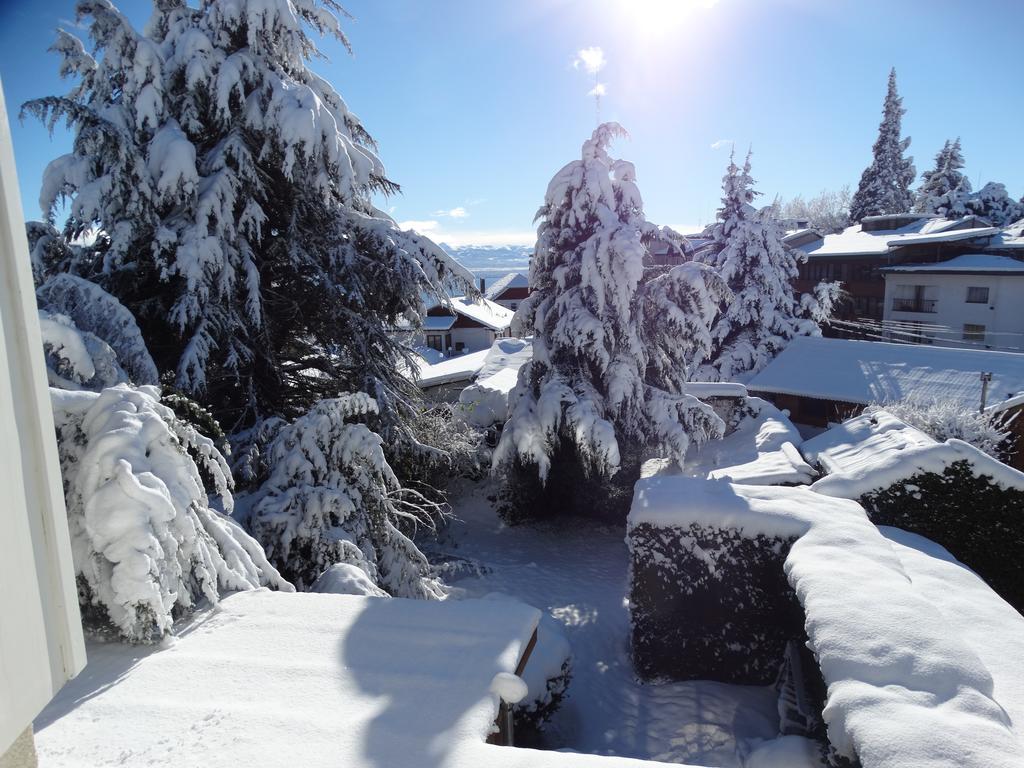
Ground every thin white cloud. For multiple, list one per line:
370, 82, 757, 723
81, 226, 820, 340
710, 139, 733, 150
588, 83, 607, 98
573, 46, 606, 75
667, 223, 705, 235
398, 220, 534, 248
432, 206, 469, 219
398, 219, 441, 234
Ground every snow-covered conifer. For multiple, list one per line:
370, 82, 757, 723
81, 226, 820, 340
848, 69, 916, 222
52, 384, 291, 643
249, 394, 444, 597
494, 124, 726, 497
37, 273, 159, 385
963, 182, 1024, 227
24, 0, 471, 440
695, 150, 837, 382
914, 138, 971, 216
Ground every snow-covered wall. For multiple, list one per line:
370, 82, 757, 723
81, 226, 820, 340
0, 78, 86, 755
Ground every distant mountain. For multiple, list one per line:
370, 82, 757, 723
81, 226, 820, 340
439, 244, 533, 288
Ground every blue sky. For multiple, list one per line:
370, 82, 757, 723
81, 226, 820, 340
1, 0, 1022, 246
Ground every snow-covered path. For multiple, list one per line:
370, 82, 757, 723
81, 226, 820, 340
432, 479, 781, 766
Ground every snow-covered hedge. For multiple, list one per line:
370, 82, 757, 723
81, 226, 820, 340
628, 520, 805, 684
851, 461, 1024, 612
249, 394, 445, 598
865, 399, 1014, 463
52, 384, 291, 643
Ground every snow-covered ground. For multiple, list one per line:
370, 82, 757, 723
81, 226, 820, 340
434, 479, 786, 767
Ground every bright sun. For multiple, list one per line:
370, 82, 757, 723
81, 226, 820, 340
625, 0, 720, 33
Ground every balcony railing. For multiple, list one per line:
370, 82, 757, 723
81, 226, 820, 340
891, 298, 937, 313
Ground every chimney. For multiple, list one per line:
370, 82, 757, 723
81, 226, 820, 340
479, 277, 486, 293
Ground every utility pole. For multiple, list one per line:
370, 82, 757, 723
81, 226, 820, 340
980, 371, 992, 412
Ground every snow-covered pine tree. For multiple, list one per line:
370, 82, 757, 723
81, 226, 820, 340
963, 182, 1024, 227
848, 68, 916, 222
914, 138, 971, 215
24, 0, 471, 445
494, 124, 726, 520
695, 149, 838, 382
248, 393, 444, 597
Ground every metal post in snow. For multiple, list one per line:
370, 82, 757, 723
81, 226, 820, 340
980, 371, 993, 413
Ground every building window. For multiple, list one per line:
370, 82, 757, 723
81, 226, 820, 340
966, 286, 989, 304
892, 284, 937, 313
426, 334, 443, 351
963, 324, 986, 343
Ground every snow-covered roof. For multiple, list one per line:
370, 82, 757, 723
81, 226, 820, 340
989, 219, 1024, 250
432, 296, 515, 331
413, 348, 490, 388
795, 217, 996, 259
34, 591, 550, 768
423, 315, 457, 331
881, 253, 1024, 274
458, 338, 532, 426
747, 336, 1024, 413
685, 382, 748, 399
485, 272, 529, 299
628, 478, 1024, 767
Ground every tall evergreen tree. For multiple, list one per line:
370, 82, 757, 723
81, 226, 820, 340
848, 68, 916, 222
493, 124, 727, 520
25, 0, 471, 444
696, 150, 838, 382
915, 138, 971, 215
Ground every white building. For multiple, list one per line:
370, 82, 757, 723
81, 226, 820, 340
880, 254, 1024, 351
423, 296, 514, 355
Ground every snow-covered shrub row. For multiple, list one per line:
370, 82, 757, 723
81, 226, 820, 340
845, 460, 1024, 612
52, 384, 291, 643
628, 520, 806, 684
865, 398, 1014, 463
494, 124, 727, 521
248, 394, 444, 598
631, 477, 1024, 768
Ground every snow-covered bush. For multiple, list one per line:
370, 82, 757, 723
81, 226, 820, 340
867, 398, 1014, 462
494, 124, 726, 520
695, 150, 839, 382
858, 461, 1024, 613
628, 520, 805, 684
848, 68, 916, 222
52, 384, 291, 643
25, 0, 471, 447
249, 393, 445, 597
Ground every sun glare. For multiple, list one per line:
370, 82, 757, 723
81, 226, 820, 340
628, 0, 720, 31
